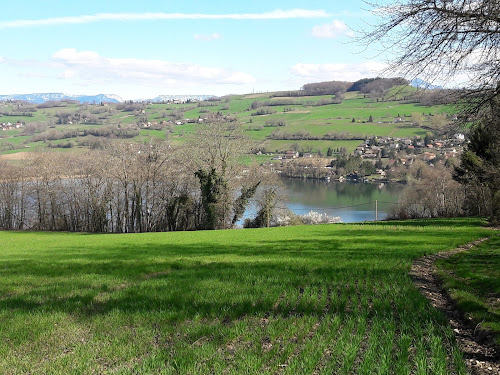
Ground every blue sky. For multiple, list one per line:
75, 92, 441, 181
0, 0, 386, 99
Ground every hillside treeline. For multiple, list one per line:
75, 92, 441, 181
271, 77, 409, 98
0, 123, 280, 232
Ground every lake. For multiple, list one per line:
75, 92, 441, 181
281, 178, 406, 223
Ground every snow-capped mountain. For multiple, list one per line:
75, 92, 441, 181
0, 93, 122, 104
147, 94, 215, 103
410, 78, 443, 90
0, 92, 215, 104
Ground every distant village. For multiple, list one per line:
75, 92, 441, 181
263, 133, 466, 182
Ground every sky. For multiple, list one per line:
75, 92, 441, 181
0, 0, 387, 100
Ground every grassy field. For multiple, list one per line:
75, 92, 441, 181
0, 218, 494, 374
436, 235, 500, 346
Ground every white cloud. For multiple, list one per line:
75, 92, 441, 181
312, 20, 354, 39
0, 57, 5, 63
58, 69, 78, 79
290, 61, 387, 82
194, 33, 221, 41
51, 48, 255, 86
0, 9, 329, 29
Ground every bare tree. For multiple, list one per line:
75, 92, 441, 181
363, 0, 500, 116
365, 0, 500, 222
0, 161, 27, 229
389, 164, 465, 219
189, 119, 249, 229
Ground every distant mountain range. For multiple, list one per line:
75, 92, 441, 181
410, 78, 443, 90
0, 93, 216, 104
140, 95, 216, 103
0, 93, 122, 104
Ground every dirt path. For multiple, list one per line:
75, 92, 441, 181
410, 238, 500, 374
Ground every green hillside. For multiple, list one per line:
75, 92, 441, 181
0, 218, 493, 374
0, 86, 455, 157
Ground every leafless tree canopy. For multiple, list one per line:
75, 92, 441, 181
364, 0, 500, 115
0, 113, 284, 232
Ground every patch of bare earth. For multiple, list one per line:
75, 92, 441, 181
410, 237, 500, 375
0, 151, 30, 160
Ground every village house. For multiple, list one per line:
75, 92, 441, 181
362, 149, 378, 158
283, 150, 299, 159
0, 121, 23, 131
422, 152, 436, 161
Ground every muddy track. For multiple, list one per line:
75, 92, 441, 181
410, 237, 500, 375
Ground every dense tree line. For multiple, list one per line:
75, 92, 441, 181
269, 130, 365, 141
358, 78, 408, 95
270, 77, 408, 101
271, 81, 350, 98
301, 81, 351, 96
36, 101, 67, 109
28, 125, 141, 142
115, 102, 145, 112
388, 163, 465, 219
417, 89, 460, 106
0, 112, 33, 117
0, 121, 280, 232
251, 97, 342, 110
251, 108, 277, 116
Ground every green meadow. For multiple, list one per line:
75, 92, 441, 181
436, 236, 500, 346
0, 218, 494, 374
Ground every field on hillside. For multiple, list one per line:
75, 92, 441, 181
0, 219, 493, 374
0, 86, 454, 157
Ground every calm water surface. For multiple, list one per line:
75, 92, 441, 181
282, 178, 405, 223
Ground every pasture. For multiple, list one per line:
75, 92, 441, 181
0, 218, 494, 374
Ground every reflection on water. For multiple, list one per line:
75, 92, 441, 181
282, 178, 405, 223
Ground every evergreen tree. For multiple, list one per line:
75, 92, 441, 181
454, 93, 500, 223
195, 168, 227, 230
424, 134, 431, 146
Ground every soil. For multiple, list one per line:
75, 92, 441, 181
0, 151, 30, 160
410, 238, 500, 375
